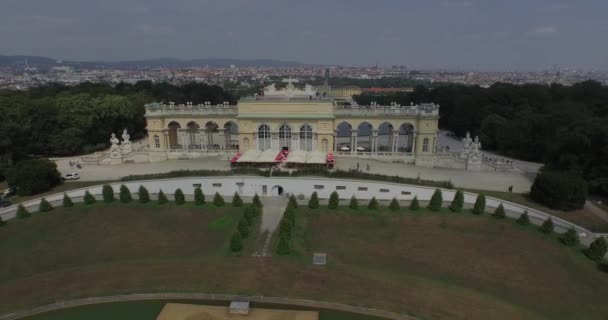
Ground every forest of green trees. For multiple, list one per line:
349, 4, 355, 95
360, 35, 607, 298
354, 81, 608, 196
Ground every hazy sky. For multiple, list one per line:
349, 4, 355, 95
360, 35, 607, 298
1, 0, 607, 70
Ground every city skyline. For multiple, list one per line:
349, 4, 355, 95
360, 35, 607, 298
1, 0, 607, 71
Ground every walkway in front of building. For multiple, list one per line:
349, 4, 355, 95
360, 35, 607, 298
253, 197, 288, 257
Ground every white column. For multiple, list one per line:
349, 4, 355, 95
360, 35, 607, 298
163, 131, 169, 152
412, 131, 417, 154
333, 130, 337, 153
353, 131, 358, 154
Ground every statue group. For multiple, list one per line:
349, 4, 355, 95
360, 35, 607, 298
461, 131, 482, 170
110, 129, 132, 158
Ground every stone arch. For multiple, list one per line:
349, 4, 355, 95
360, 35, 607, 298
300, 124, 313, 151
356, 121, 373, 151
377, 121, 394, 152
335, 121, 352, 150
205, 121, 219, 149
186, 121, 200, 148
167, 121, 181, 149
398, 123, 415, 152
223, 121, 239, 150
258, 123, 271, 151
278, 123, 292, 150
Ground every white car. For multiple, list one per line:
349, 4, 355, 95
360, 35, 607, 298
63, 173, 80, 180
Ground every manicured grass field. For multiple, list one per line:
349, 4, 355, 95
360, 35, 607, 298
2, 204, 608, 320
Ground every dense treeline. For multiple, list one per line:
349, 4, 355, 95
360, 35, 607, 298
355, 81, 608, 196
0, 81, 234, 165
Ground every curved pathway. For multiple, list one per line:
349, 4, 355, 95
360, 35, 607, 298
0, 293, 420, 320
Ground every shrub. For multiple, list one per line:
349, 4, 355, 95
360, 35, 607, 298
84, 191, 96, 204
308, 192, 319, 209
349, 196, 359, 210
328, 191, 339, 209
368, 197, 379, 210
252, 193, 262, 208
409, 196, 420, 211
230, 232, 243, 252
540, 218, 554, 234
119, 185, 132, 203
530, 170, 588, 211
492, 204, 506, 219
279, 218, 293, 238
288, 194, 298, 209
284, 208, 296, 227
16, 204, 30, 219
138, 185, 150, 203
449, 190, 464, 212
472, 194, 486, 214
39, 198, 53, 212
174, 188, 185, 205
516, 210, 530, 225
194, 187, 205, 205
276, 236, 290, 255
6, 159, 61, 196
232, 192, 243, 207
586, 237, 608, 261
62, 193, 73, 207
102, 184, 115, 203
427, 189, 443, 211
561, 227, 579, 246
213, 192, 225, 206
389, 197, 400, 211
237, 218, 249, 238
157, 190, 168, 204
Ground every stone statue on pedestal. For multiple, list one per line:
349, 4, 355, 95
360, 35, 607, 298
460, 131, 473, 159
121, 129, 132, 154
109, 133, 122, 159
471, 136, 482, 158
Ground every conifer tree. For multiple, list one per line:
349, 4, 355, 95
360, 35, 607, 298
194, 187, 205, 205
349, 195, 359, 210
174, 188, 185, 205
308, 192, 319, 209
561, 227, 579, 246
244, 205, 256, 225
516, 210, 530, 225
84, 190, 96, 204
540, 218, 554, 234
472, 194, 486, 215
368, 197, 379, 210
16, 204, 30, 219
102, 184, 115, 203
119, 185, 132, 203
276, 236, 290, 255
230, 232, 243, 252
587, 237, 608, 261
157, 189, 168, 204
62, 193, 73, 207
138, 185, 150, 203
237, 218, 249, 238
409, 196, 420, 211
492, 204, 506, 219
328, 191, 339, 209
232, 192, 243, 207
288, 194, 298, 209
389, 197, 400, 211
449, 190, 464, 212
252, 193, 262, 208
213, 192, 225, 206
427, 189, 443, 211
39, 198, 53, 212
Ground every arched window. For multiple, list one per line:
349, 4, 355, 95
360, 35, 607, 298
279, 124, 292, 149
154, 135, 160, 149
423, 138, 429, 152
300, 124, 313, 151
258, 124, 271, 151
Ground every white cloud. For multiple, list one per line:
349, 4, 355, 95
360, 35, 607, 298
530, 26, 558, 35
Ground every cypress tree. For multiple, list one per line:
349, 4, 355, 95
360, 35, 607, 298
472, 194, 486, 215
237, 218, 249, 238
276, 236, 290, 255
427, 189, 443, 211
252, 193, 262, 208
84, 190, 96, 204
244, 205, 256, 225
308, 192, 319, 209
232, 192, 243, 207
389, 197, 400, 211
213, 192, 225, 206
288, 194, 298, 209
138, 185, 150, 203
102, 184, 115, 203
194, 187, 205, 205
516, 210, 530, 225
230, 232, 243, 252
16, 204, 30, 219
368, 197, 379, 210
587, 237, 608, 261
409, 196, 420, 211
279, 218, 293, 238
328, 191, 339, 209
449, 190, 464, 212
39, 198, 53, 212
492, 204, 506, 219
174, 188, 185, 205
119, 185, 132, 203
157, 190, 168, 204
540, 218, 554, 234
62, 193, 73, 207
284, 208, 296, 227
349, 195, 359, 210
561, 227, 579, 246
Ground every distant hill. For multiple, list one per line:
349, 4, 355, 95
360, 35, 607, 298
0, 55, 306, 69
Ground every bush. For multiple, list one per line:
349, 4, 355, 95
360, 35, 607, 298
252, 193, 262, 208
39, 198, 53, 212
232, 192, 243, 207
157, 190, 168, 204
213, 192, 225, 206
138, 185, 150, 203
409, 196, 420, 211
6, 159, 61, 196
449, 190, 464, 212
84, 191, 96, 204
237, 218, 249, 238
279, 218, 293, 238
102, 184, 115, 203
230, 232, 243, 252
174, 188, 185, 205
194, 187, 205, 205
62, 193, 73, 207
119, 185, 132, 203
540, 218, 554, 234
308, 192, 319, 209
389, 197, 400, 211
368, 197, 379, 210
244, 205, 260, 225
349, 196, 359, 210
472, 194, 486, 214
328, 191, 339, 209
516, 210, 530, 225
288, 194, 298, 209
586, 237, 608, 261
16, 204, 30, 219
276, 235, 291, 255
427, 189, 443, 211
561, 227, 579, 246
530, 170, 588, 211
492, 204, 506, 219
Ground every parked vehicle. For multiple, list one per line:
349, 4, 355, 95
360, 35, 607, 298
2, 187, 16, 198
0, 199, 11, 208
63, 172, 80, 180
